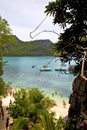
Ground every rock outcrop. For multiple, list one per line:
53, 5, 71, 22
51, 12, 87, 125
66, 74, 87, 130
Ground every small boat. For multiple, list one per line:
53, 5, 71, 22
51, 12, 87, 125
55, 67, 66, 71
40, 66, 51, 71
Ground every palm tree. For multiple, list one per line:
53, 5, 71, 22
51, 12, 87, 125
31, 112, 65, 130
9, 88, 56, 130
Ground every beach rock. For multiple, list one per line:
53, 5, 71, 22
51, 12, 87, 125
66, 74, 87, 130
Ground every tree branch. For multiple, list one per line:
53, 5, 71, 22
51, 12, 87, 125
81, 50, 87, 80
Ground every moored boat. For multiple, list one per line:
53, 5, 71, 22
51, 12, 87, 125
55, 67, 66, 71
40, 66, 51, 71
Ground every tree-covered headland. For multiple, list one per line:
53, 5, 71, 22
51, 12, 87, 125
4, 36, 54, 56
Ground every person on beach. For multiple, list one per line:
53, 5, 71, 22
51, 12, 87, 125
9, 99, 12, 107
63, 100, 66, 108
52, 93, 54, 97
0, 105, 4, 119
1, 106, 4, 119
10, 99, 12, 105
55, 91, 57, 95
6, 116, 9, 130
0, 101, 2, 118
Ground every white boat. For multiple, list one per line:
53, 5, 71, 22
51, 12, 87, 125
55, 67, 66, 71
40, 66, 51, 71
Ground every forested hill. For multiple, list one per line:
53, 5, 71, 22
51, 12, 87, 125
4, 36, 55, 56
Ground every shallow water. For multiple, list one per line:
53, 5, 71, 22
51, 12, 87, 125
3, 56, 75, 102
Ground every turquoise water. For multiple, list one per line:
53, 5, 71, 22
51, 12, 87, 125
3, 56, 75, 102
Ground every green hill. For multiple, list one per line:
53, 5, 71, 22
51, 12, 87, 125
4, 36, 54, 56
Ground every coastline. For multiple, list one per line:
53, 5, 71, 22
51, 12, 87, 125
45, 91, 70, 118
2, 88, 69, 119
50, 100, 69, 119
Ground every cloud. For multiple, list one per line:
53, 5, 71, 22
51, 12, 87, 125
0, 0, 63, 43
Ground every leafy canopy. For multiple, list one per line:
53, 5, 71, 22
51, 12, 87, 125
0, 16, 16, 96
45, 0, 87, 74
9, 88, 55, 129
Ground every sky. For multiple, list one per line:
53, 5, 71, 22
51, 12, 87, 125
0, 0, 63, 43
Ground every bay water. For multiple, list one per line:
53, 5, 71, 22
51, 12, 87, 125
3, 56, 75, 103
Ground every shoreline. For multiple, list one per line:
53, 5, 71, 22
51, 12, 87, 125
50, 100, 69, 119
2, 88, 69, 119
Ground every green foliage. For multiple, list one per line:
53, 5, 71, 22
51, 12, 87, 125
13, 117, 29, 130
31, 114, 66, 130
0, 15, 12, 45
3, 37, 54, 56
0, 16, 16, 49
0, 16, 16, 96
31, 112, 55, 130
0, 60, 3, 76
9, 88, 66, 130
0, 78, 6, 95
45, 0, 87, 74
9, 88, 55, 129
56, 116, 66, 130
39, 113, 56, 130
65, 115, 77, 130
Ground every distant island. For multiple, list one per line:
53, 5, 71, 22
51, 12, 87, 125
4, 36, 55, 56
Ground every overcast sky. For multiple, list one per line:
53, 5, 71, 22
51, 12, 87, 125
0, 0, 63, 43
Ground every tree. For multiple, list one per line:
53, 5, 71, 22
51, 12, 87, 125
0, 15, 16, 96
45, 0, 87, 130
0, 78, 6, 95
9, 88, 55, 129
45, 0, 87, 74
31, 113, 65, 130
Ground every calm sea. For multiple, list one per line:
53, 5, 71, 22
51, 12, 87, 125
3, 56, 75, 102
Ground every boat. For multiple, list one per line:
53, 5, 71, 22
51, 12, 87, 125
55, 67, 67, 72
40, 66, 51, 71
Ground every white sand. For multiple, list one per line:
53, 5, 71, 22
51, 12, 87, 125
2, 95, 69, 119
50, 101, 69, 119
1, 87, 69, 119
2, 95, 14, 107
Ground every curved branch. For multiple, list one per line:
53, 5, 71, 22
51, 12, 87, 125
29, 15, 87, 80
29, 16, 47, 39
76, 45, 87, 51
29, 15, 60, 39
81, 50, 87, 80
30, 30, 60, 39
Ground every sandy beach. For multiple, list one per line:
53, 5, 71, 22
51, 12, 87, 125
0, 94, 14, 130
50, 101, 69, 119
2, 94, 69, 119
2, 95, 14, 107
0, 92, 69, 129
